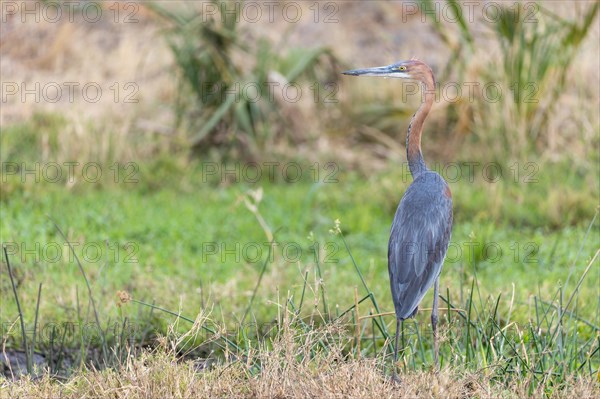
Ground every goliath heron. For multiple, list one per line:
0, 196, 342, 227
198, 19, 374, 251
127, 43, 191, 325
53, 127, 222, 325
342, 59, 453, 377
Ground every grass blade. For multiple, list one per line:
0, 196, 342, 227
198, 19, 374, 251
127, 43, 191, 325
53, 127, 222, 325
3, 246, 31, 374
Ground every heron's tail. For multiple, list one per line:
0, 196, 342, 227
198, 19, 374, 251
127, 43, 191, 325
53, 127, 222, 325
399, 305, 418, 321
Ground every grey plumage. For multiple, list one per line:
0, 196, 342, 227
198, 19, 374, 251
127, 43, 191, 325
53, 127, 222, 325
388, 171, 453, 320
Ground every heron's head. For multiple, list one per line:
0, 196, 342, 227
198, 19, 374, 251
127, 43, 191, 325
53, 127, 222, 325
342, 59, 434, 85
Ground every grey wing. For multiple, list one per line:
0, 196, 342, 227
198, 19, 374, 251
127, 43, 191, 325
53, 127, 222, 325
388, 179, 453, 320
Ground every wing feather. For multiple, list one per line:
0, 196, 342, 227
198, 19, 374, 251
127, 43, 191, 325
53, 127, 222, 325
388, 172, 453, 320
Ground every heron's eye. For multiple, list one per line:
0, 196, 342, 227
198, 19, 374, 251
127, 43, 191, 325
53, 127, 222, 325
399, 66, 407, 71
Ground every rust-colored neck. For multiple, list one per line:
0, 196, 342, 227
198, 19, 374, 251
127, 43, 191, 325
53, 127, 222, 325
406, 73, 435, 179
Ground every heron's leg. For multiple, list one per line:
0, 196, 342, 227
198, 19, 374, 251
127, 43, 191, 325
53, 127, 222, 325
391, 318, 401, 384
432, 277, 440, 370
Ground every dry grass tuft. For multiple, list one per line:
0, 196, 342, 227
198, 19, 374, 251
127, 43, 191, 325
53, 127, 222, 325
3, 312, 599, 399
4, 350, 598, 399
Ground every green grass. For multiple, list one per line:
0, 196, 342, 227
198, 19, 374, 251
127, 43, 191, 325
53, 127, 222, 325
2, 164, 597, 317
1, 113, 598, 395
2, 156, 598, 380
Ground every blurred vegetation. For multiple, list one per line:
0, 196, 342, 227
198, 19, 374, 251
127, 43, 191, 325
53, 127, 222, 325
2, 113, 598, 228
3, 2, 596, 168
419, 0, 599, 160
149, 0, 339, 158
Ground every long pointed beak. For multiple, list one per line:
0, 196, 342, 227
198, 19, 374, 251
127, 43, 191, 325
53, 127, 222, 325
342, 64, 396, 77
